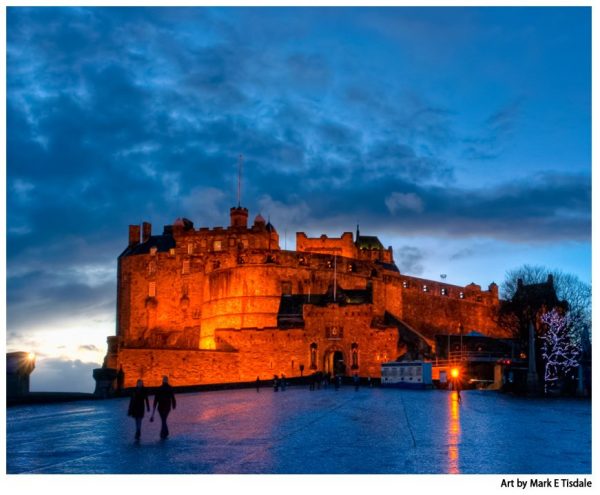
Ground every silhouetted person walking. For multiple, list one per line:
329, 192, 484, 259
151, 376, 176, 439
256, 376, 261, 392
273, 375, 279, 392
128, 379, 150, 440
353, 373, 360, 391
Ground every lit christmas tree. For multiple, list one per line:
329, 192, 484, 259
540, 309, 581, 394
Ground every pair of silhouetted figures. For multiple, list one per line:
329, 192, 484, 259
128, 376, 176, 440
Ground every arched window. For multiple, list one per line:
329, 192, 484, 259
351, 343, 359, 369
310, 343, 318, 369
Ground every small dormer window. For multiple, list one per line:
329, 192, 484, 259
187, 243, 193, 255
441, 288, 448, 296
422, 285, 429, 292
169, 248, 175, 256
459, 292, 465, 299
213, 240, 222, 251
150, 246, 157, 256
402, 280, 409, 288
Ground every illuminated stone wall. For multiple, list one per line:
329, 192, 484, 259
109, 212, 508, 387
398, 275, 505, 339
118, 348, 240, 388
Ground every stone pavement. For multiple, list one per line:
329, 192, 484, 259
6, 385, 591, 474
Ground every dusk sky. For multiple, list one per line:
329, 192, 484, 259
6, 7, 591, 392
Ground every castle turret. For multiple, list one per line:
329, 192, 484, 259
230, 206, 249, 229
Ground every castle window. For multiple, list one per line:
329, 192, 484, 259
147, 261, 156, 276
281, 281, 292, 296
169, 248, 175, 256
229, 238, 235, 247
441, 288, 448, 296
213, 240, 222, 251
148, 282, 156, 297
182, 284, 189, 297
310, 343, 318, 369
477, 296, 483, 302
422, 285, 429, 292
192, 308, 201, 319
182, 260, 190, 274
150, 246, 157, 256
187, 243, 193, 255
402, 280, 409, 288
459, 292, 465, 299
351, 343, 359, 369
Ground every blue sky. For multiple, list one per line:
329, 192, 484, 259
6, 7, 591, 392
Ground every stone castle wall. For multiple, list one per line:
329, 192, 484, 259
118, 348, 240, 388
107, 211, 507, 387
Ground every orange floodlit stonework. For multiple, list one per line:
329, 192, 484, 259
103, 205, 507, 387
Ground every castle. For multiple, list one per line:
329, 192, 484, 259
102, 204, 508, 388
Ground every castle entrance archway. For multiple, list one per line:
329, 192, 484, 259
324, 349, 346, 376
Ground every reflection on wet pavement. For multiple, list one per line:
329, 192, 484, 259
448, 391, 461, 474
7, 387, 591, 474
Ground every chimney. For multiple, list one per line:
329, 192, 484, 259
128, 225, 140, 247
547, 274, 554, 287
142, 222, 152, 243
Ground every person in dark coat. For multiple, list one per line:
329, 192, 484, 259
151, 376, 176, 439
128, 379, 150, 440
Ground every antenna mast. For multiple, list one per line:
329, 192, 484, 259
237, 154, 243, 207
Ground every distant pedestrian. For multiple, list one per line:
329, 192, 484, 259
256, 376, 261, 392
367, 375, 373, 388
309, 372, 315, 391
116, 365, 125, 396
128, 379, 150, 440
273, 375, 279, 392
353, 373, 360, 391
453, 377, 462, 404
151, 376, 176, 439
281, 373, 287, 391
334, 375, 340, 391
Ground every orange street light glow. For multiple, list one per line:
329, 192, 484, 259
451, 368, 459, 379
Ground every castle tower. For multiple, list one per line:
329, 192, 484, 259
230, 206, 249, 228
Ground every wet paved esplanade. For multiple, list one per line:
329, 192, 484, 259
7, 386, 591, 474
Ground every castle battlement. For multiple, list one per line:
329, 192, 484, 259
106, 204, 509, 388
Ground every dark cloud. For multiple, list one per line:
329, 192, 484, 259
396, 246, 425, 275
7, 267, 115, 337
79, 344, 101, 352
449, 247, 475, 261
6, 7, 591, 374
462, 100, 522, 160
